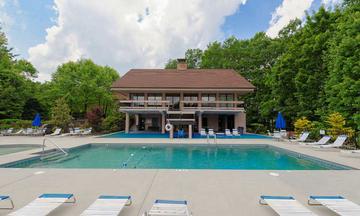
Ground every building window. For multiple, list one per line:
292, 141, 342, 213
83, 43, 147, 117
201, 94, 216, 107
166, 94, 180, 110
219, 93, 234, 107
183, 94, 198, 107
148, 93, 162, 107
130, 93, 144, 107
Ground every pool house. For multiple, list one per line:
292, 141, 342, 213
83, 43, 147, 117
111, 59, 255, 137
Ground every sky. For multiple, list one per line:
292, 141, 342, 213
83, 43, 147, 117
0, 0, 342, 81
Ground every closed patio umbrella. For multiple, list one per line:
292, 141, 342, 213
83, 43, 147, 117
275, 112, 286, 129
32, 113, 42, 127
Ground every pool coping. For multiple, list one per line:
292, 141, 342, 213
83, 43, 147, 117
0, 143, 355, 170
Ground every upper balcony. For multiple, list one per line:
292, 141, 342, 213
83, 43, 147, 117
119, 100, 245, 113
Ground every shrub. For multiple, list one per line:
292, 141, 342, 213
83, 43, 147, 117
294, 117, 313, 137
247, 123, 267, 134
309, 121, 325, 141
326, 112, 355, 139
86, 106, 104, 132
102, 112, 124, 132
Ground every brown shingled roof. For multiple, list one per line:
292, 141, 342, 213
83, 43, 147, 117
112, 69, 255, 89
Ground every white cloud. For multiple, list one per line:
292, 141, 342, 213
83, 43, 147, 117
0, 0, 14, 31
28, 0, 246, 81
266, 0, 313, 38
322, 0, 343, 7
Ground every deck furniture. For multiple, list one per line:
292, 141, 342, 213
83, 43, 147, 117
300, 136, 331, 146
0, 195, 14, 209
308, 195, 360, 215
143, 199, 191, 216
232, 129, 240, 136
312, 135, 347, 148
290, 132, 310, 142
260, 195, 317, 215
225, 129, 232, 136
200, 129, 207, 137
9, 193, 75, 216
81, 195, 131, 216
49, 128, 62, 136
208, 129, 215, 137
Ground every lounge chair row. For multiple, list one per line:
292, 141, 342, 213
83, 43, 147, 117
0, 193, 190, 216
291, 132, 349, 149
0, 128, 45, 136
3, 193, 359, 216
261, 195, 360, 216
200, 128, 241, 137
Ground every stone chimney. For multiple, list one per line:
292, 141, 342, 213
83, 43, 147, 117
177, 58, 187, 70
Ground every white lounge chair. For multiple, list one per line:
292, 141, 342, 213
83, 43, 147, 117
200, 129, 207, 137
260, 195, 317, 215
0, 195, 14, 209
81, 127, 92, 135
313, 135, 347, 149
308, 195, 360, 215
290, 132, 310, 142
225, 129, 232, 136
9, 193, 75, 216
232, 129, 240, 136
208, 129, 215, 137
4, 128, 13, 136
81, 195, 131, 216
143, 199, 191, 216
301, 136, 331, 145
50, 128, 62, 136
273, 131, 281, 140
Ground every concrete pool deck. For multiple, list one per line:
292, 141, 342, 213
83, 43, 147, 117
0, 135, 360, 215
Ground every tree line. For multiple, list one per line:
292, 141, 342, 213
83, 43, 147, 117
165, 1, 359, 140
0, 29, 121, 131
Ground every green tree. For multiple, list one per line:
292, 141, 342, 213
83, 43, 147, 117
51, 97, 72, 129
0, 28, 38, 119
325, 1, 360, 130
46, 59, 119, 117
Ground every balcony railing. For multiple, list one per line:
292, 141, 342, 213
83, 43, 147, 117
181, 100, 244, 110
119, 100, 244, 111
119, 100, 170, 110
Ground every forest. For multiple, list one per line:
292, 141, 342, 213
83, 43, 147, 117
0, 1, 358, 145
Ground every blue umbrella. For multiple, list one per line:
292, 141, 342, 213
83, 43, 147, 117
275, 112, 286, 129
32, 113, 42, 127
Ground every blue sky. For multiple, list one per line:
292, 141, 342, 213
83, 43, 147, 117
0, 0, 337, 80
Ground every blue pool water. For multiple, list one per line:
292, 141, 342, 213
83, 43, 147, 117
101, 132, 270, 139
1, 144, 351, 170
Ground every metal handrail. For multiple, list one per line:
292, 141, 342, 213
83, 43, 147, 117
42, 138, 68, 156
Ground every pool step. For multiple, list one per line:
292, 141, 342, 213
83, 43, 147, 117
40, 151, 67, 161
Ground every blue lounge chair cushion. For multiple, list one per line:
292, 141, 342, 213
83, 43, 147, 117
310, 196, 344, 200
261, 196, 294, 200
99, 195, 131, 200
155, 199, 187, 205
39, 193, 74, 199
0, 195, 9, 200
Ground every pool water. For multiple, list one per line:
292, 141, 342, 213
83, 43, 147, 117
0, 145, 39, 156
2, 144, 351, 170
101, 132, 270, 139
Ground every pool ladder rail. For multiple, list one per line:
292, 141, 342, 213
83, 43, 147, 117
42, 138, 68, 157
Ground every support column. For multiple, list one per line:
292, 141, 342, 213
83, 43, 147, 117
188, 124, 192, 139
170, 126, 174, 139
161, 112, 165, 134
125, 113, 130, 133
180, 92, 184, 111
198, 112, 202, 133
135, 114, 139, 131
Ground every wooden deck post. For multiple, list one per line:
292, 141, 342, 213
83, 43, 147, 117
125, 112, 130, 133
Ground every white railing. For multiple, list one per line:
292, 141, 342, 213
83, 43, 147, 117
42, 138, 68, 156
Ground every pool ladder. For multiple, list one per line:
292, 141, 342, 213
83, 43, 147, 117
42, 138, 68, 156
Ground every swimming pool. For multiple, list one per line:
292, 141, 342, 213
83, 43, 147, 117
1, 144, 351, 170
101, 132, 270, 139
0, 144, 40, 156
